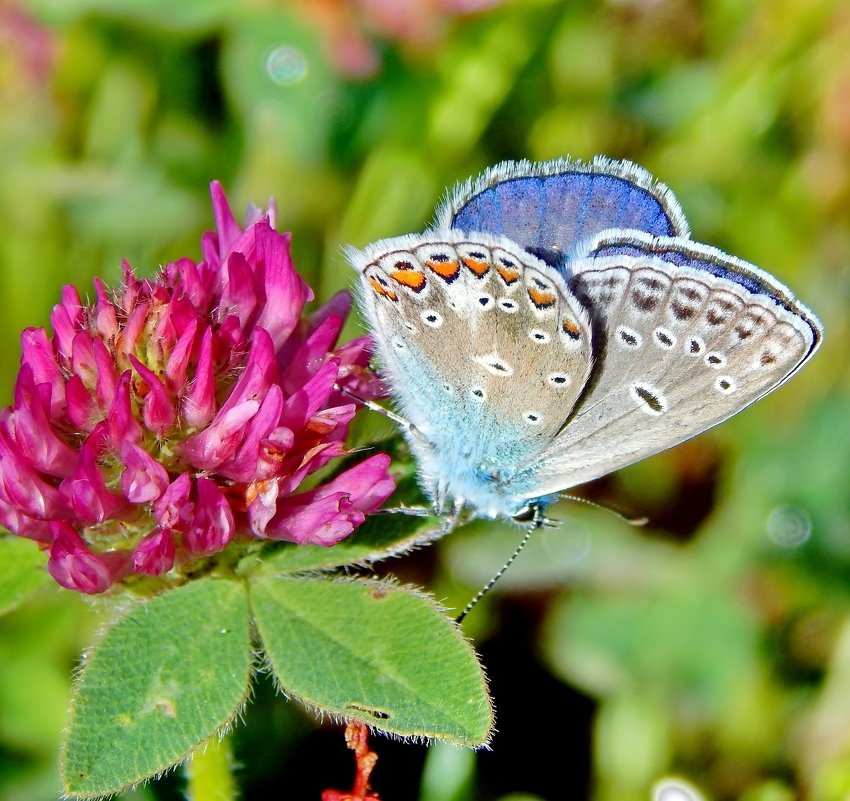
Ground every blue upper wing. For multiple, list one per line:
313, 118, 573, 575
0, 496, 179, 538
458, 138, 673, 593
433, 156, 690, 267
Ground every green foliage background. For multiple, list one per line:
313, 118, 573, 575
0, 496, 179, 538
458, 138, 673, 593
0, 1, 848, 799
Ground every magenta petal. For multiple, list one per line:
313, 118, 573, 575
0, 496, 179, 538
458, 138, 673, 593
209, 181, 244, 265
10, 366, 77, 477
182, 327, 216, 428
119, 259, 142, 314
325, 453, 396, 513
265, 454, 394, 546
70, 332, 99, 392
180, 400, 259, 470
47, 522, 129, 594
0, 499, 52, 542
59, 440, 128, 525
132, 528, 176, 576
280, 358, 340, 431
278, 440, 347, 495
0, 429, 69, 520
252, 225, 312, 351
107, 372, 142, 446
254, 425, 295, 480
92, 336, 119, 410
309, 290, 352, 334
281, 314, 343, 394
184, 477, 235, 555
221, 252, 258, 331
129, 355, 176, 436
50, 284, 84, 359
65, 375, 97, 431
217, 384, 284, 482
246, 478, 280, 536
303, 404, 356, 442
168, 257, 216, 313
20, 328, 65, 418
179, 328, 275, 468
267, 491, 359, 546
117, 301, 150, 360
154, 472, 194, 531
217, 327, 276, 410
164, 316, 198, 389
120, 442, 170, 503
93, 278, 119, 341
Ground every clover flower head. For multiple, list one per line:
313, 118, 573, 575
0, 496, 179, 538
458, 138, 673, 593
0, 183, 394, 593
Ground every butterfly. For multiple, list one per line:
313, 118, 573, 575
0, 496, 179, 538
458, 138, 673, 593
347, 157, 823, 525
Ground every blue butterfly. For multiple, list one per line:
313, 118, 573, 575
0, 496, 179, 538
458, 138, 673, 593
347, 157, 823, 525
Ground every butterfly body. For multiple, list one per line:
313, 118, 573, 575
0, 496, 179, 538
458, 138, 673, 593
348, 158, 823, 523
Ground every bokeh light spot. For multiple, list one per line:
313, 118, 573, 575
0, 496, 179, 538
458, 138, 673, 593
266, 46, 308, 86
653, 778, 705, 801
767, 505, 812, 548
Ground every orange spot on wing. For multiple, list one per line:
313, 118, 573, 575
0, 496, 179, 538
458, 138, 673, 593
528, 286, 557, 308
369, 276, 398, 302
562, 317, 582, 340
390, 270, 426, 291
426, 259, 460, 281
496, 265, 521, 285
462, 257, 490, 277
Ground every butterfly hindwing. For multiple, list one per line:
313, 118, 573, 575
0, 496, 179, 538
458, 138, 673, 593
522, 233, 823, 496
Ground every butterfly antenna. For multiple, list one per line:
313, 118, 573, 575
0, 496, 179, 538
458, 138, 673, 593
334, 383, 430, 443
557, 494, 648, 527
456, 527, 533, 624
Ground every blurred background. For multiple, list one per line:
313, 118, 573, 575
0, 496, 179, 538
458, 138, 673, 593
0, 0, 848, 799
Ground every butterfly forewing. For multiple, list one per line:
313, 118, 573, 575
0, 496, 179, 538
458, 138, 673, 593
433, 157, 691, 266
524, 237, 822, 496
350, 231, 595, 512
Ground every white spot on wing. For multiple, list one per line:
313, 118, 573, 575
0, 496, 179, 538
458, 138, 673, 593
547, 373, 572, 387
421, 310, 443, 327
629, 382, 668, 416
473, 352, 514, 377
704, 351, 726, 369
653, 327, 676, 349
616, 326, 642, 348
715, 376, 736, 394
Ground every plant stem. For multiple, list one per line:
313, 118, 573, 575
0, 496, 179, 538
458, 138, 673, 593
185, 734, 238, 801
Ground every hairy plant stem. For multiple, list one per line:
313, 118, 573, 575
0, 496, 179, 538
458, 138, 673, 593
185, 735, 237, 801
